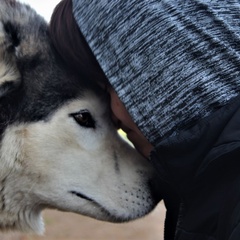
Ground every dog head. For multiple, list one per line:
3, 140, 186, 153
0, 0, 160, 234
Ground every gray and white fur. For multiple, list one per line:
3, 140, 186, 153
0, 0, 159, 234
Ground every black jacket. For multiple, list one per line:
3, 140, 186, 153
151, 96, 240, 240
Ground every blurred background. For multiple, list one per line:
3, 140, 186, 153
19, 0, 61, 22
0, 203, 165, 240
0, 1, 166, 239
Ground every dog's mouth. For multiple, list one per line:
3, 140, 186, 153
69, 190, 128, 222
70, 191, 95, 203
70, 190, 112, 212
70, 191, 101, 207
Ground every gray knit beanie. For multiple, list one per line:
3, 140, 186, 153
72, 0, 240, 146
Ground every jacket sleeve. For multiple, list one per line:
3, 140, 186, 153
150, 95, 240, 194
150, 96, 240, 239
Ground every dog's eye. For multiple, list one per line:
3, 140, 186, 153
70, 110, 95, 129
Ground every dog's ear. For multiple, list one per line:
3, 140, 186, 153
0, 21, 21, 98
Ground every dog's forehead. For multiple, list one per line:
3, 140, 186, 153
66, 90, 108, 114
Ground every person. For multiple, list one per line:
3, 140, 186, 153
49, 1, 240, 239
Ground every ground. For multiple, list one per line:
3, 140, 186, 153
0, 203, 165, 240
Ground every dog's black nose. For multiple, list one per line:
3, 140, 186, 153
148, 171, 180, 206
148, 173, 163, 204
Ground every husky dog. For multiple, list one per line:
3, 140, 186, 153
0, 0, 159, 234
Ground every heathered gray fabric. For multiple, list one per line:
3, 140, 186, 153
72, 0, 240, 146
